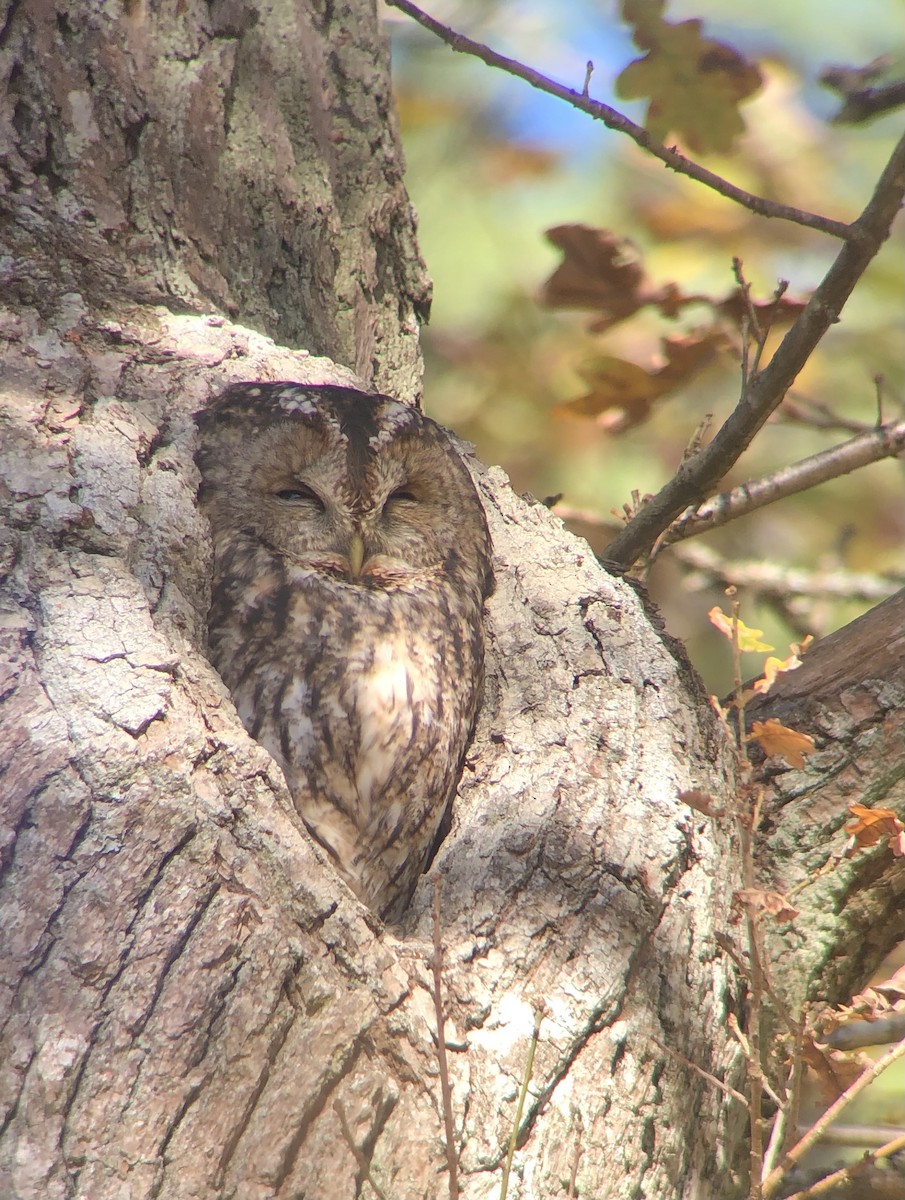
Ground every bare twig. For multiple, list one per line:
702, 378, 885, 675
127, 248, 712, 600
386, 0, 852, 239
566, 1118, 584, 1199
873, 374, 886, 425
799, 1123, 905, 1148
820, 57, 905, 125
782, 1011, 808, 1159
663, 419, 905, 546
780, 394, 874, 434
761, 1103, 789, 1183
762, 1036, 905, 1198
500, 1005, 544, 1200
603, 130, 905, 569
781, 1133, 905, 1200
650, 1035, 749, 1107
581, 60, 593, 99
674, 543, 902, 604
431, 877, 459, 1199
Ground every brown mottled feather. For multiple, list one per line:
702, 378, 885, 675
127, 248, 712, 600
196, 383, 493, 921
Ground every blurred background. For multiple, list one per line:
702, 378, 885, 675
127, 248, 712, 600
384, 0, 904, 695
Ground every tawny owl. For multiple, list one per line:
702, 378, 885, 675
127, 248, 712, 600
195, 382, 493, 922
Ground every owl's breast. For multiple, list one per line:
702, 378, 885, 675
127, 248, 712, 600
348, 634, 437, 817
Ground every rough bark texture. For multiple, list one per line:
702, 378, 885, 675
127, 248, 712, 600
749, 590, 905, 1013
0, 308, 744, 1198
1, 3, 903, 1200
0, 0, 430, 400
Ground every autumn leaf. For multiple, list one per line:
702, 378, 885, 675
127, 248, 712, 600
540, 226, 811, 430
799, 1035, 869, 1103
541, 224, 810, 333
553, 356, 661, 430
617, 0, 763, 155
540, 225, 711, 332
749, 718, 815, 769
753, 648, 806, 695
732, 887, 799, 924
540, 226, 651, 325
555, 331, 728, 432
657, 329, 729, 386
717, 287, 807, 331
678, 788, 724, 818
844, 803, 905, 858
708, 607, 774, 652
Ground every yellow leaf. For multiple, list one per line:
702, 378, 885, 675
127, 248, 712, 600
749, 719, 814, 768
753, 650, 803, 694
708, 607, 774, 652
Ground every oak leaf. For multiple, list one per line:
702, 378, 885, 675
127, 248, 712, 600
749, 718, 815, 768
555, 331, 728, 432
844, 803, 905, 858
678, 788, 724, 818
617, 0, 763, 155
541, 226, 651, 326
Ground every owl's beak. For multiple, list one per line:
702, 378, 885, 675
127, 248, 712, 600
348, 531, 366, 580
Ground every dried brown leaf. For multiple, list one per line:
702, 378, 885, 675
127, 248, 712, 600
678, 788, 725, 818
749, 718, 815, 769
732, 887, 799, 924
843, 803, 905, 858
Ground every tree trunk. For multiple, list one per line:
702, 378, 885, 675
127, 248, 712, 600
1, 4, 902, 1199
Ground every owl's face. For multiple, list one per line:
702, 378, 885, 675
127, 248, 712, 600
197, 383, 493, 597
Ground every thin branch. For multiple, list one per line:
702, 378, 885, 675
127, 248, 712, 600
762, 1036, 905, 1198
663, 419, 905, 546
801, 1123, 905, 1148
385, 0, 852, 239
431, 877, 459, 1199
779, 394, 874, 434
761, 1103, 789, 1183
603, 130, 905, 569
782, 1010, 808, 1160
500, 1005, 544, 1200
781, 1133, 905, 1200
650, 1035, 749, 1107
673, 543, 902, 604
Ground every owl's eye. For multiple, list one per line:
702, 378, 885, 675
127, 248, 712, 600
385, 487, 418, 506
275, 484, 324, 509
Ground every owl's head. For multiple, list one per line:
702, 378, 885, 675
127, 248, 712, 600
196, 383, 494, 600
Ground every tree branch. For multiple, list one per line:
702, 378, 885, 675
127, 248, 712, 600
386, 0, 853, 239
603, 130, 905, 569
673, 544, 902, 605
820, 58, 905, 125
762, 1038, 905, 1197
662, 419, 905, 546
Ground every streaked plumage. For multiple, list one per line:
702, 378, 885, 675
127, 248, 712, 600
195, 383, 493, 921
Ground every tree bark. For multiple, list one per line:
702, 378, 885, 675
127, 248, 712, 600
1, 3, 902, 1199
750, 590, 905, 1013
0, 0, 430, 399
